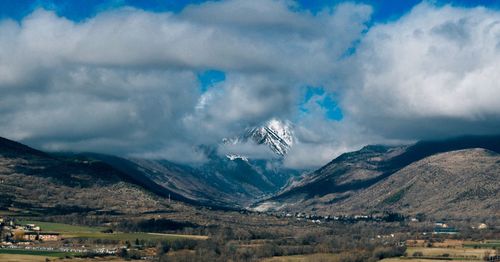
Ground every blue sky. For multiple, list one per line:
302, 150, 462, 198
2, 0, 500, 22
198, 70, 226, 93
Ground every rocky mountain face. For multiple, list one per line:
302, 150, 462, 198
0, 137, 170, 214
0, 135, 299, 212
336, 148, 500, 220
254, 135, 500, 220
86, 147, 300, 208
223, 118, 294, 157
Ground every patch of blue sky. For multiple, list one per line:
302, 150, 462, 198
300, 86, 343, 121
319, 94, 343, 121
3, 1, 500, 22
197, 70, 226, 93
0, 0, 207, 21
296, 0, 500, 22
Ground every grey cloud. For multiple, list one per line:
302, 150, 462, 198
343, 3, 500, 141
0, 1, 372, 167
9, 1, 500, 169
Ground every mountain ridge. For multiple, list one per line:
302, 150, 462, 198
254, 135, 500, 219
1, 134, 499, 220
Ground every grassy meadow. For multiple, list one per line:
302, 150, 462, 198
17, 220, 208, 242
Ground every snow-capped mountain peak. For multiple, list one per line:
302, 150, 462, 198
223, 118, 294, 157
245, 119, 293, 156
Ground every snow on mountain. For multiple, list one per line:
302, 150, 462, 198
223, 118, 294, 157
226, 154, 249, 161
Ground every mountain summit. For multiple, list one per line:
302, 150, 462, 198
223, 118, 294, 157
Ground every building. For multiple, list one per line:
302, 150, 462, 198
39, 232, 60, 241
434, 221, 448, 228
25, 224, 41, 231
22, 231, 60, 242
433, 227, 458, 235
22, 232, 38, 241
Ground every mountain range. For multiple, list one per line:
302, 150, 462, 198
255, 135, 500, 220
0, 134, 499, 220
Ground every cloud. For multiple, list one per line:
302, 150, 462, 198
5, 1, 500, 169
284, 2, 500, 168
0, 1, 372, 166
344, 3, 500, 140
218, 141, 277, 160
283, 108, 385, 169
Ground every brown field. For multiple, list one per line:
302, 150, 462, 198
406, 247, 495, 260
261, 253, 341, 262
382, 259, 475, 262
432, 239, 464, 248
0, 254, 49, 262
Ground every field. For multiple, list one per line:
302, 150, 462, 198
463, 240, 500, 249
63, 232, 208, 241
406, 247, 495, 261
0, 254, 51, 262
382, 259, 473, 262
0, 248, 75, 258
0, 253, 129, 262
261, 253, 340, 262
18, 220, 106, 233
17, 220, 208, 241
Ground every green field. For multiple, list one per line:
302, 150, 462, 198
464, 240, 500, 249
17, 220, 208, 242
18, 220, 106, 233
0, 248, 75, 258
65, 232, 208, 241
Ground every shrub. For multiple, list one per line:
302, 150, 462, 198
372, 246, 406, 259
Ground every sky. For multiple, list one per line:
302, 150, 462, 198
1, 0, 500, 169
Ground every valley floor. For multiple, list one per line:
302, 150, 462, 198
1, 206, 498, 262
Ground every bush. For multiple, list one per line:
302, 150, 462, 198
372, 246, 406, 259
170, 238, 198, 251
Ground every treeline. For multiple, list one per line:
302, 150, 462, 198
114, 218, 199, 233
155, 225, 407, 262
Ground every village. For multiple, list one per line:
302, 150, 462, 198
0, 216, 119, 256
263, 210, 491, 235
1, 217, 60, 242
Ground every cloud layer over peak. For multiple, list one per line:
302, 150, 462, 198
0, 1, 371, 166
1, 1, 500, 169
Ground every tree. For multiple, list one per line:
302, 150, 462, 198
117, 248, 129, 259
13, 230, 25, 241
